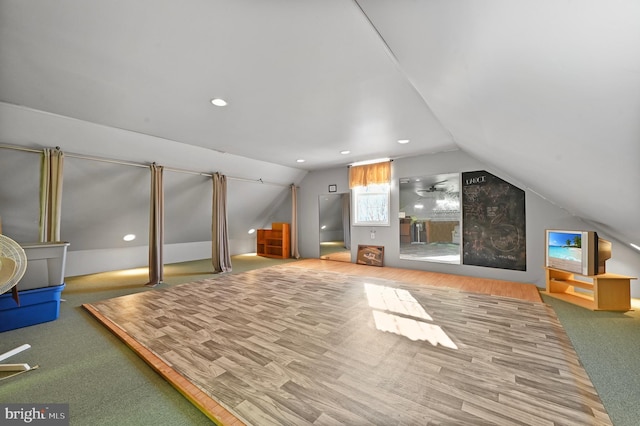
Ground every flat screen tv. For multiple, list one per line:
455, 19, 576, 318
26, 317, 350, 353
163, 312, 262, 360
545, 230, 612, 276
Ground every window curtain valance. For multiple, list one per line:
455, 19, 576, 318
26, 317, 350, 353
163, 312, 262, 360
348, 161, 391, 189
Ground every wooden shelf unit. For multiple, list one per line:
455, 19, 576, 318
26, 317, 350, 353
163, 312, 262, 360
399, 218, 411, 244
257, 222, 290, 259
543, 267, 636, 311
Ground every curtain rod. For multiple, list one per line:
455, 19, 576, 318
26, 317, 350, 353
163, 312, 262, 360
0, 143, 289, 187
162, 165, 287, 187
67, 152, 149, 169
0, 143, 41, 154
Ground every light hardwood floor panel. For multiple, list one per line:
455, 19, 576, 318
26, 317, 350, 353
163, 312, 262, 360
84, 262, 610, 425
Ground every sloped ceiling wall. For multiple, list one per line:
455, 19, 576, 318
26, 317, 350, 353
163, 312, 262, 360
359, 0, 640, 246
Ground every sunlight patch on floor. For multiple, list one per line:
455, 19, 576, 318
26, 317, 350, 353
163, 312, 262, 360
364, 282, 458, 349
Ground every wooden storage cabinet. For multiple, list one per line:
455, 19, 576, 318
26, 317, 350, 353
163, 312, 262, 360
399, 218, 411, 243
543, 267, 636, 311
257, 222, 290, 259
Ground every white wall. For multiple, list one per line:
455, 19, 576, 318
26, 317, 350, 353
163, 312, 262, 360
65, 242, 209, 277
298, 150, 640, 296
64, 239, 260, 277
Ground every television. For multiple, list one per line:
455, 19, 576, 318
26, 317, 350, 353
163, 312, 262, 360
545, 230, 612, 276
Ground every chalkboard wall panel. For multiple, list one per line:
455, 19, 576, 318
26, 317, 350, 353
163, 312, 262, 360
462, 171, 526, 271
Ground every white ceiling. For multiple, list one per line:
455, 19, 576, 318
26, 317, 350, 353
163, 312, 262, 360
1, 0, 639, 246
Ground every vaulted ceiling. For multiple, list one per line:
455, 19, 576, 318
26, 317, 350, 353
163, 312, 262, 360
1, 0, 638, 247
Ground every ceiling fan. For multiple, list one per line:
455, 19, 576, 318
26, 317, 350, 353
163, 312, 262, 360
417, 180, 448, 193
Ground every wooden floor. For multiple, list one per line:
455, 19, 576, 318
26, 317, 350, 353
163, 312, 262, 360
293, 259, 543, 303
319, 251, 351, 263
84, 260, 610, 425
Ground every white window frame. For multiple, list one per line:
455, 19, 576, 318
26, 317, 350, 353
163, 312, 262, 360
352, 183, 390, 226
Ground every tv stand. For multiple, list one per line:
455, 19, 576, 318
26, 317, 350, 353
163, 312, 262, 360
543, 267, 636, 311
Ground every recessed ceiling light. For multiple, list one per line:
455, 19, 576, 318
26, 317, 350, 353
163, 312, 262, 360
248, 228, 256, 234
123, 234, 136, 242
210, 98, 228, 107
340, 150, 351, 155
296, 159, 305, 163
398, 139, 410, 144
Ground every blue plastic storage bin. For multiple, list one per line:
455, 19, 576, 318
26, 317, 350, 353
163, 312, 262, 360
0, 284, 65, 332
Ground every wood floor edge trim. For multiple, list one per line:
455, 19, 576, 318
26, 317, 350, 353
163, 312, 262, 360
282, 259, 544, 303
82, 303, 245, 426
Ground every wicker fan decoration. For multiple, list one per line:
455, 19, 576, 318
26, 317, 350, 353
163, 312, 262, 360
0, 234, 27, 300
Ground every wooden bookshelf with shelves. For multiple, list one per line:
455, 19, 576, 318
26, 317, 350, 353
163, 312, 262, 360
257, 222, 290, 259
542, 267, 636, 311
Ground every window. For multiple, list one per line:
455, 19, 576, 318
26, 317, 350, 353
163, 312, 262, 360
349, 160, 391, 226
352, 183, 390, 226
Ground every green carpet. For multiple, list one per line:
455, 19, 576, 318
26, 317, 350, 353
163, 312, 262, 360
541, 295, 640, 426
1, 256, 638, 425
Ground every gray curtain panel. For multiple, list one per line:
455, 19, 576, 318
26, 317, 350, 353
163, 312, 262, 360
212, 173, 232, 272
290, 184, 300, 259
39, 148, 64, 242
341, 192, 351, 250
147, 163, 164, 286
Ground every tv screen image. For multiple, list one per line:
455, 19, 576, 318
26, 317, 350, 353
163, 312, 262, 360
546, 231, 584, 274
545, 229, 612, 276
